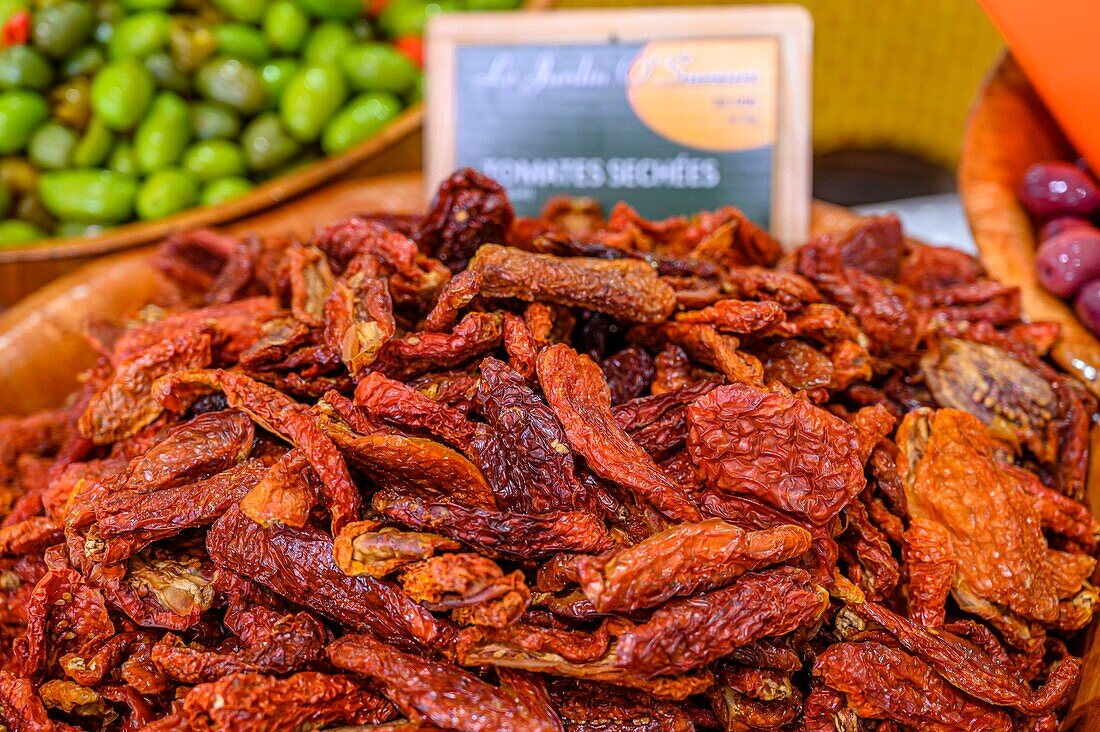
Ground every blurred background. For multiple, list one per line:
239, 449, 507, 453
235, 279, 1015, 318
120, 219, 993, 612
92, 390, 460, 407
561, 0, 1005, 206
373, 0, 1006, 207
533, 0, 1005, 206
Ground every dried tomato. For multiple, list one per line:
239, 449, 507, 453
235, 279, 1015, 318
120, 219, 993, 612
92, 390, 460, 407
599, 346, 655, 405
208, 506, 452, 652
328, 633, 561, 732
815, 641, 1013, 731
238, 448, 319, 528
614, 567, 826, 677
687, 384, 865, 524
80, 331, 213, 445
372, 311, 504, 380
334, 522, 460, 578
151, 607, 328, 683
469, 245, 676, 324
845, 602, 1081, 715
153, 369, 360, 532
0, 172, 1094, 731
415, 168, 514, 272
179, 671, 396, 730
400, 552, 529, 628
372, 490, 612, 560
473, 357, 589, 512
575, 519, 811, 612
897, 409, 1096, 633
537, 344, 701, 522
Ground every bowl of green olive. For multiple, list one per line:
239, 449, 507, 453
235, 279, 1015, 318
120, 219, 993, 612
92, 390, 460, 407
0, 0, 539, 305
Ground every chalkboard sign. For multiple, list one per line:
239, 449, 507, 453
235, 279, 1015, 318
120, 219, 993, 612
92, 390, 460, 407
426, 7, 812, 247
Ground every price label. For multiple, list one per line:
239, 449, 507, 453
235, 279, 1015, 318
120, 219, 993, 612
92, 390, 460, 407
426, 7, 812, 246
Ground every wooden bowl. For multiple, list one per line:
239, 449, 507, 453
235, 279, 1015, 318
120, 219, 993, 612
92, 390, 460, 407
958, 52, 1100, 399
2, 186, 1100, 725
0, 171, 423, 415
0, 0, 554, 308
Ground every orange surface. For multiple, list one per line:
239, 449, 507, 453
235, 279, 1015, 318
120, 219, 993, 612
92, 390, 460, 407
979, 0, 1100, 169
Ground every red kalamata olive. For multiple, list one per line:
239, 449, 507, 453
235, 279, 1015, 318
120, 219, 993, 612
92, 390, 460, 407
1076, 279, 1100, 336
1035, 228, 1100, 298
1020, 161, 1100, 219
1039, 216, 1093, 242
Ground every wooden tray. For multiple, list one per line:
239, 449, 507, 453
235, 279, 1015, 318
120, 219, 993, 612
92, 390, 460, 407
958, 52, 1100, 399
0, 172, 422, 416
2, 182, 1099, 727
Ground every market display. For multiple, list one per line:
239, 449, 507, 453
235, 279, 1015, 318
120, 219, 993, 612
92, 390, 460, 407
0, 0, 518, 245
0, 169, 1097, 730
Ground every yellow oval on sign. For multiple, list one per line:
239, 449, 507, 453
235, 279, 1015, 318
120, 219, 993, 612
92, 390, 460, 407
626, 38, 778, 153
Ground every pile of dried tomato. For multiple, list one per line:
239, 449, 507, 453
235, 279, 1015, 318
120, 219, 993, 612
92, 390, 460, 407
0, 169, 1097, 731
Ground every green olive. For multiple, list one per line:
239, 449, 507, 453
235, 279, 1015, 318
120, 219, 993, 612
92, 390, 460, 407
0, 183, 10, 218
15, 191, 54, 229
240, 111, 299, 171
214, 22, 270, 63
210, 0, 267, 23
378, 0, 460, 38
258, 56, 297, 106
93, 1, 126, 45
262, 0, 309, 53
28, 122, 78, 170
135, 167, 198, 220
90, 58, 154, 130
56, 221, 107, 238
295, 0, 362, 19
108, 10, 170, 59
61, 45, 106, 79
168, 17, 217, 72
279, 63, 346, 142
0, 91, 49, 154
302, 21, 356, 66
0, 156, 37, 196
195, 55, 267, 114
39, 169, 138, 224
107, 140, 138, 176
405, 73, 423, 105
119, 0, 175, 9
32, 1, 95, 59
339, 42, 418, 93
0, 46, 54, 90
321, 91, 401, 154
134, 91, 191, 172
200, 175, 252, 206
0, 0, 27, 28
145, 52, 191, 93
49, 77, 92, 129
71, 117, 116, 167
350, 18, 373, 40
182, 139, 245, 182
191, 101, 241, 140
0, 219, 45, 245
